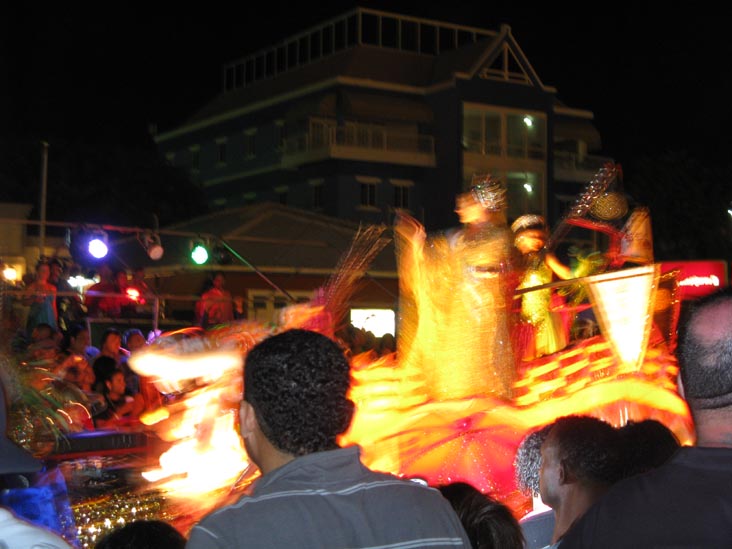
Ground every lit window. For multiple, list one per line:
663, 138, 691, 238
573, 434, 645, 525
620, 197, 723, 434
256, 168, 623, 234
507, 114, 545, 159
463, 110, 482, 152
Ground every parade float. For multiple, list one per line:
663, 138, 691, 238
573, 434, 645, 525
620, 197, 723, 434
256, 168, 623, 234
2, 163, 694, 546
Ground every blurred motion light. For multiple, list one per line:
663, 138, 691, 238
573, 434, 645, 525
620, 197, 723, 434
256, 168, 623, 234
523, 183, 533, 193
523, 116, 533, 127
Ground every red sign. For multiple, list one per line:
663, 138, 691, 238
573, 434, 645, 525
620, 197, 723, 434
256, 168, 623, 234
661, 261, 729, 300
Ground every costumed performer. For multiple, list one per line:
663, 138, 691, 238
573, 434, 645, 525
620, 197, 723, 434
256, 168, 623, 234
395, 175, 519, 400
512, 215, 573, 360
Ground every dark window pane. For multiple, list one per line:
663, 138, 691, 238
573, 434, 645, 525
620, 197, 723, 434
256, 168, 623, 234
322, 26, 333, 55
361, 13, 378, 45
420, 24, 436, 54
310, 31, 321, 59
401, 21, 417, 51
382, 16, 398, 48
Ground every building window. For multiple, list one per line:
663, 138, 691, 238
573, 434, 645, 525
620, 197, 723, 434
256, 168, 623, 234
216, 142, 227, 164
309, 178, 324, 210
462, 105, 545, 159
361, 182, 377, 207
505, 172, 543, 217
485, 112, 502, 155
274, 185, 288, 205
188, 146, 200, 172
244, 129, 257, 159
275, 120, 286, 151
507, 114, 546, 159
391, 178, 413, 211
462, 111, 482, 152
312, 184, 323, 209
394, 185, 409, 210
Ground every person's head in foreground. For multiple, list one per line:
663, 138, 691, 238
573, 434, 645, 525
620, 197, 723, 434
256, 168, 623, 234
187, 329, 471, 548
438, 482, 524, 549
539, 415, 619, 543
677, 287, 732, 443
240, 328, 355, 470
94, 519, 185, 549
559, 288, 732, 547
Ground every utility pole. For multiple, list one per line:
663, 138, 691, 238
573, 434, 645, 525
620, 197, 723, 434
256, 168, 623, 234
39, 141, 49, 260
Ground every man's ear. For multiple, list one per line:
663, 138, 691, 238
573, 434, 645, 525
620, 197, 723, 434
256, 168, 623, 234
558, 460, 570, 485
239, 400, 257, 438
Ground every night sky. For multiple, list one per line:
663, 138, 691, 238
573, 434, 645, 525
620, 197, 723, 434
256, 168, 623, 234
3, 4, 731, 174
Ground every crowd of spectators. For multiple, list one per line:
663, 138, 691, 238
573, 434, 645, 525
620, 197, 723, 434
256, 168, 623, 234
9, 322, 156, 430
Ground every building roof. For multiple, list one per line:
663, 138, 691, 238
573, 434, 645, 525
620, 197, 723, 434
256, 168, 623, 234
118, 202, 397, 276
156, 18, 563, 141
183, 45, 451, 127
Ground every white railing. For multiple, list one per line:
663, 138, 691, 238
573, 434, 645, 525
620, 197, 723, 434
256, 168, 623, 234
223, 7, 495, 91
554, 151, 613, 172
463, 137, 544, 159
284, 125, 434, 156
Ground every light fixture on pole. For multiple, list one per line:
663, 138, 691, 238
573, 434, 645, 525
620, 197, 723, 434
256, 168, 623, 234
86, 230, 109, 259
67, 227, 110, 265
190, 239, 209, 265
139, 231, 164, 260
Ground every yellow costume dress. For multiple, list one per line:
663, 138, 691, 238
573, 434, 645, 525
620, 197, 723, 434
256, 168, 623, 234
396, 215, 516, 400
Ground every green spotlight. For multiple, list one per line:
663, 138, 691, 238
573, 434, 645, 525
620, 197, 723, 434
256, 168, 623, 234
191, 241, 209, 265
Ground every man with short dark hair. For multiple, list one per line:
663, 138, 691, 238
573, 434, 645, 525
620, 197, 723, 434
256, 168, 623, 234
187, 329, 470, 548
561, 287, 732, 547
538, 415, 619, 546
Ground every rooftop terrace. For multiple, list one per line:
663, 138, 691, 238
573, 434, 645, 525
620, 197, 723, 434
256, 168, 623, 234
222, 7, 496, 91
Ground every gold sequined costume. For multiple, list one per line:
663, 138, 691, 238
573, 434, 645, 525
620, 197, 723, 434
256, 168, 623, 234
396, 197, 517, 401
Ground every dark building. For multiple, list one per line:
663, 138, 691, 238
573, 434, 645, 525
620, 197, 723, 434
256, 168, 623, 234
155, 8, 610, 232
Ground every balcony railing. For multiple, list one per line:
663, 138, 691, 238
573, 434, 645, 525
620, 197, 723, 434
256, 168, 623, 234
223, 7, 495, 91
284, 125, 435, 158
463, 137, 545, 160
553, 151, 612, 172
